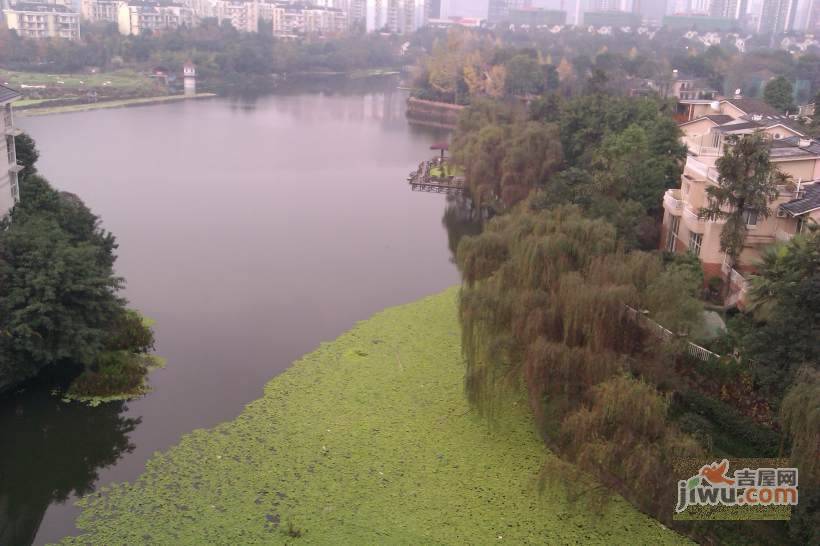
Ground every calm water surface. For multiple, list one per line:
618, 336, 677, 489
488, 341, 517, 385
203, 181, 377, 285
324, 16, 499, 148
2, 77, 460, 545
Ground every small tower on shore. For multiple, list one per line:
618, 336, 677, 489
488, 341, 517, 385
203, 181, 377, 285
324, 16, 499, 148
183, 61, 196, 97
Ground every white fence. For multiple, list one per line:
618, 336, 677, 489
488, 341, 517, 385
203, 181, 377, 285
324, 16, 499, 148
625, 305, 721, 362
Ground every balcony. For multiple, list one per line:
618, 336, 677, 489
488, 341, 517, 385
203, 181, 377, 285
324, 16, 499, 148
684, 156, 707, 178
683, 134, 722, 157
663, 189, 684, 215
683, 206, 707, 233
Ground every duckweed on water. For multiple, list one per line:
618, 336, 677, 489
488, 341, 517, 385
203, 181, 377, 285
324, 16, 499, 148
61, 289, 689, 544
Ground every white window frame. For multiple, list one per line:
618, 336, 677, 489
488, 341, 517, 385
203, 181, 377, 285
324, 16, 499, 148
689, 232, 703, 256
666, 215, 680, 252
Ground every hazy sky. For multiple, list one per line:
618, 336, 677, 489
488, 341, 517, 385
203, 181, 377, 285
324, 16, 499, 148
445, 0, 490, 18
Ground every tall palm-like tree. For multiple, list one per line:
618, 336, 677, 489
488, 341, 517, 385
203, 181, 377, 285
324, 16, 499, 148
699, 133, 783, 281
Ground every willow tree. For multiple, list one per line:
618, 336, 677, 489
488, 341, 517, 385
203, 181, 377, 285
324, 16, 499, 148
456, 205, 704, 520
780, 367, 820, 544
452, 102, 562, 209
699, 133, 782, 274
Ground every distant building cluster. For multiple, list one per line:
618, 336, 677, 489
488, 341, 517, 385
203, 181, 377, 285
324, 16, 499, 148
2, 1, 80, 40
485, 0, 820, 34
3, 0, 820, 39
0, 0, 427, 37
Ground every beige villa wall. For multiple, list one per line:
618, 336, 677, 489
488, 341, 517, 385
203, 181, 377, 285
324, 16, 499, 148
690, 103, 715, 119
776, 158, 817, 182
761, 125, 801, 140
719, 102, 747, 118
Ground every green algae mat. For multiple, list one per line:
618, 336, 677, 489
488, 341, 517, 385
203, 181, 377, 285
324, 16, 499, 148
62, 288, 688, 545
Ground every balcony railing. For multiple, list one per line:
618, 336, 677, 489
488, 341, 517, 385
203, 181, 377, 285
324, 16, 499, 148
663, 189, 684, 213
721, 259, 750, 295
684, 134, 722, 157
683, 156, 719, 182
683, 206, 706, 221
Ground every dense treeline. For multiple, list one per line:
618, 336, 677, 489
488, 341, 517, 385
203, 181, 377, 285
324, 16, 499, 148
0, 20, 403, 78
449, 86, 818, 542
452, 91, 685, 249
413, 26, 820, 106
0, 135, 155, 397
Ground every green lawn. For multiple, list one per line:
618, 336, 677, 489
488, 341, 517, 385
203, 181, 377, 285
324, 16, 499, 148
0, 69, 157, 94
62, 289, 689, 545
430, 163, 463, 179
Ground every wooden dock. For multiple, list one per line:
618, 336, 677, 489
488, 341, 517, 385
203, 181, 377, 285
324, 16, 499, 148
407, 160, 467, 195
410, 176, 466, 194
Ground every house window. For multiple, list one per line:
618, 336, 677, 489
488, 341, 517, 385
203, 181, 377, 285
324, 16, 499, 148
666, 215, 680, 252
743, 208, 758, 226
689, 232, 703, 256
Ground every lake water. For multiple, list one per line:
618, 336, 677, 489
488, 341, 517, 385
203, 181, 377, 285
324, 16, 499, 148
2, 77, 461, 545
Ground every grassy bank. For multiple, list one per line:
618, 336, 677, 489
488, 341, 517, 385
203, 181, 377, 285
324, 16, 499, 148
18, 94, 216, 117
1, 68, 155, 90
62, 289, 688, 544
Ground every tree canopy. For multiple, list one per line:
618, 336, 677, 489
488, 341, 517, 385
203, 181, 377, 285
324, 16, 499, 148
699, 133, 782, 269
763, 76, 795, 113
0, 171, 153, 395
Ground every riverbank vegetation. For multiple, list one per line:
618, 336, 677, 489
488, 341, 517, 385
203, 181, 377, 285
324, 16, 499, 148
445, 76, 818, 542
0, 135, 155, 398
452, 93, 684, 247
0, 21, 405, 103
61, 289, 688, 544
411, 26, 820, 109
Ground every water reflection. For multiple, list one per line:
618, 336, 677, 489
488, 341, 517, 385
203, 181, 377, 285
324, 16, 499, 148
12, 77, 460, 545
224, 76, 409, 125
0, 391, 139, 545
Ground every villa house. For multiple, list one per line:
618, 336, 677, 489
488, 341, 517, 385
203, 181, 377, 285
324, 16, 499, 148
0, 84, 22, 219
661, 96, 820, 306
675, 94, 792, 125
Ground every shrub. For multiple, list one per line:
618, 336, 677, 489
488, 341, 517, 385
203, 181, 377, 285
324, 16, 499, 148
68, 351, 148, 398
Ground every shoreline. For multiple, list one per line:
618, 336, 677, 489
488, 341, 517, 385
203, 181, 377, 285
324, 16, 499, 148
405, 97, 464, 130
17, 93, 217, 117
61, 288, 688, 545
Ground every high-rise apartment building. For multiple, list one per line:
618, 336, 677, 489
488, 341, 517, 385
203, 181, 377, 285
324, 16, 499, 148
710, 0, 748, 18
116, 1, 196, 35
215, 0, 258, 32
791, 0, 816, 31
488, 0, 530, 23
3, 2, 81, 39
365, 0, 425, 32
757, 0, 797, 33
